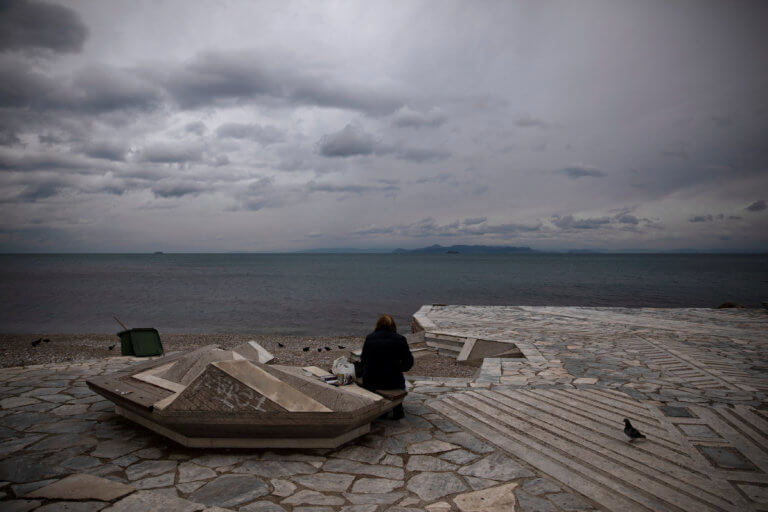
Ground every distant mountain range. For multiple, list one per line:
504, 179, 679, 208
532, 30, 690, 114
393, 244, 536, 254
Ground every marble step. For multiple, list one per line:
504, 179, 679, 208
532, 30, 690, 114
430, 389, 748, 512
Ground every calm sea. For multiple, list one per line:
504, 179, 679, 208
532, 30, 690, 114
0, 253, 766, 335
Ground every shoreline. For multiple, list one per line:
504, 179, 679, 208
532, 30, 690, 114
0, 332, 477, 378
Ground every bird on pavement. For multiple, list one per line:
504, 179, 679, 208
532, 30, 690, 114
302, 347, 309, 351
624, 418, 646, 442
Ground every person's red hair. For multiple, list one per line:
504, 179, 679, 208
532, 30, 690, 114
375, 314, 397, 333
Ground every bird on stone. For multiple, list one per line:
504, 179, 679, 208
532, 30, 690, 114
277, 342, 284, 348
324, 346, 331, 351
42, 338, 50, 343
302, 347, 309, 352
31, 338, 42, 347
623, 418, 646, 442
108, 344, 115, 350
317, 348, 322, 352
338, 345, 345, 349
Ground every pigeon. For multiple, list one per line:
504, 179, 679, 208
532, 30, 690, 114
317, 348, 322, 352
623, 418, 646, 442
277, 343, 284, 348
108, 344, 115, 351
42, 338, 50, 343
338, 345, 346, 349
302, 347, 310, 352
31, 338, 42, 347
324, 346, 331, 351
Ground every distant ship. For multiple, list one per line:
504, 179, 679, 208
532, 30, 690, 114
153, 251, 164, 254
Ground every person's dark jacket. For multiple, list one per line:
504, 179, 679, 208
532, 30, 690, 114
360, 329, 414, 390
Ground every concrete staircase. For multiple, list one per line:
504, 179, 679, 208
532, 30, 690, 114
424, 333, 466, 357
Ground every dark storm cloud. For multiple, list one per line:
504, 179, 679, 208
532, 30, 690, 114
350, 217, 541, 239
689, 215, 713, 223
0, 56, 54, 108
551, 215, 611, 230
216, 123, 283, 144
556, 164, 606, 179
318, 125, 375, 157
238, 177, 287, 211
160, 50, 401, 113
0, 58, 162, 113
392, 106, 446, 128
0, 128, 21, 146
14, 180, 63, 201
0, 0, 88, 54
318, 124, 448, 161
464, 217, 487, 226
185, 121, 206, 135
462, 221, 542, 235
77, 140, 128, 162
616, 214, 639, 225
152, 180, 208, 198
307, 181, 399, 195
139, 143, 204, 164
56, 65, 162, 113
746, 199, 766, 212
0, 151, 88, 172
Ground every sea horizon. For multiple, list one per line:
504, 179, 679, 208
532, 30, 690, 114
1, 253, 766, 336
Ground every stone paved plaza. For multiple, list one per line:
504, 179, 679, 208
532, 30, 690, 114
1, 306, 767, 511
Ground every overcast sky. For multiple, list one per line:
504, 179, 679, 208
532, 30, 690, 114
1, 0, 766, 252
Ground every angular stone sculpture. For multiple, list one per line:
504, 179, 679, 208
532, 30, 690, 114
87, 342, 403, 448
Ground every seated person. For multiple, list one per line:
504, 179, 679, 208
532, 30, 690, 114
360, 314, 414, 419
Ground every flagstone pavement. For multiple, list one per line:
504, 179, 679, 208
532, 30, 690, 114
1, 306, 766, 511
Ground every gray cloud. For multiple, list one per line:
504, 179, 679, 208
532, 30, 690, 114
1, 2, 766, 252
552, 215, 611, 229
318, 124, 376, 157
0, 0, 88, 54
392, 147, 448, 162
185, 121, 206, 135
318, 124, 448, 161
0, 127, 21, 146
514, 115, 549, 129
464, 217, 487, 226
351, 217, 541, 239
556, 164, 606, 179
216, 122, 283, 144
152, 180, 208, 198
308, 181, 399, 195
139, 143, 204, 164
689, 215, 713, 223
161, 50, 401, 113
616, 214, 639, 225
392, 106, 446, 128
77, 140, 128, 162
0, 58, 162, 113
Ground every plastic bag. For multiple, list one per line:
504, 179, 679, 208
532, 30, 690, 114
332, 356, 356, 385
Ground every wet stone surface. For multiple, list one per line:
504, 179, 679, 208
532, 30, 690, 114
1, 306, 766, 511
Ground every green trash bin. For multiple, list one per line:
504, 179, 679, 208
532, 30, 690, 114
117, 328, 164, 357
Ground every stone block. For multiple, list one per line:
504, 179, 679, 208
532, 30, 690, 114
453, 482, 518, 511
25, 473, 134, 501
